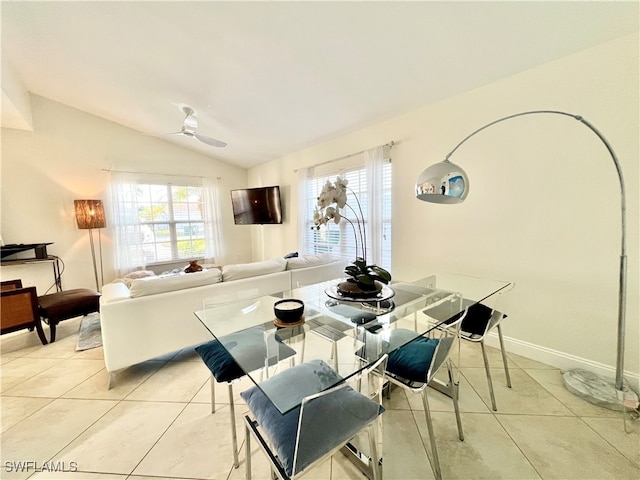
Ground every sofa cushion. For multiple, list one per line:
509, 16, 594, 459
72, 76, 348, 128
129, 268, 222, 297
286, 253, 337, 270
222, 257, 287, 282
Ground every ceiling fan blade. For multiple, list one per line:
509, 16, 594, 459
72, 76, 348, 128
195, 133, 227, 148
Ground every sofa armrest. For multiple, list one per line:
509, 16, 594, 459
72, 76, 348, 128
101, 282, 131, 304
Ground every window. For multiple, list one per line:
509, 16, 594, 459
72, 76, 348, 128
110, 173, 222, 275
302, 162, 392, 270
134, 184, 206, 264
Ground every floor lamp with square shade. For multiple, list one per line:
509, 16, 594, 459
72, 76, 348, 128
74, 199, 106, 290
414, 110, 637, 428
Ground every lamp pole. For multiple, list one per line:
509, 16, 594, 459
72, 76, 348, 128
416, 110, 630, 405
74, 199, 106, 292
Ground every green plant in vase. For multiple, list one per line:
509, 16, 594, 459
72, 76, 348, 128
341, 257, 392, 297
312, 176, 392, 298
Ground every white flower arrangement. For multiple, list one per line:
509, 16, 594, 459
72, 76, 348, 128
311, 176, 392, 292
312, 176, 367, 257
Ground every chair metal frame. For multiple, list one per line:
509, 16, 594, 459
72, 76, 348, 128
243, 354, 388, 480
201, 291, 294, 469
206, 339, 293, 469
457, 285, 515, 411
461, 307, 512, 411
384, 315, 465, 480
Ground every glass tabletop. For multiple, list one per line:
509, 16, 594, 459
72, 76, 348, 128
194, 274, 512, 413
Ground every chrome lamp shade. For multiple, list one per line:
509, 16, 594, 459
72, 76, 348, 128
415, 160, 469, 204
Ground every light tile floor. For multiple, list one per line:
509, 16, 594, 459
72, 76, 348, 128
1, 317, 638, 480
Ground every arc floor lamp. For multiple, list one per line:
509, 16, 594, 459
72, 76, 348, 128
415, 110, 636, 421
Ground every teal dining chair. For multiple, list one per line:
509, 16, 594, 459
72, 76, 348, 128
195, 293, 296, 469
457, 302, 511, 411
383, 315, 464, 480
444, 285, 515, 411
241, 355, 388, 480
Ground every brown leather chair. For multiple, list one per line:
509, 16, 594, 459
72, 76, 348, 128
38, 289, 101, 342
1, 280, 48, 345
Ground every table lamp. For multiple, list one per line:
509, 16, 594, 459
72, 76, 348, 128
415, 110, 635, 427
74, 199, 106, 290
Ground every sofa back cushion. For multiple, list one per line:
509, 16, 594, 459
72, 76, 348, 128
129, 268, 222, 298
222, 257, 287, 282
286, 253, 338, 270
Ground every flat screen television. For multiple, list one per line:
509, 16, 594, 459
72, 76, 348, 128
230, 185, 283, 225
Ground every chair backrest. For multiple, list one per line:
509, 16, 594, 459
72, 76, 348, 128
1, 279, 23, 292
428, 313, 463, 382
354, 352, 389, 404
459, 282, 515, 338
0, 286, 39, 330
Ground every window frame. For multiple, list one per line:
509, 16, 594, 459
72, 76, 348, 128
134, 183, 208, 266
111, 172, 222, 276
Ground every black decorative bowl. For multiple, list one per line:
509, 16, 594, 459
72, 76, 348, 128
274, 298, 305, 323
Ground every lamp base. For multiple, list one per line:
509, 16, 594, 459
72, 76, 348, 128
563, 368, 639, 412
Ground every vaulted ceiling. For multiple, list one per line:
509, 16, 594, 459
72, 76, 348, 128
2, 1, 638, 169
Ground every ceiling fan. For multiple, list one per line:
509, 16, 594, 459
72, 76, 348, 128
168, 105, 227, 147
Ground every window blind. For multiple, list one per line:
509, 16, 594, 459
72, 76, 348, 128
302, 161, 392, 270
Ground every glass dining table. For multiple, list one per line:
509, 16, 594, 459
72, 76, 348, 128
194, 273, 513, 415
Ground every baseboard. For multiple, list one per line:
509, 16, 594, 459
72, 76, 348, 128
484, 332, 640, 392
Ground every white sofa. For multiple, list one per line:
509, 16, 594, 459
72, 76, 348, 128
100, 254, 348, 387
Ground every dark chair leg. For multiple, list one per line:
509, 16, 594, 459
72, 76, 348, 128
35, 320, 48, 345
49, 321, 57, 343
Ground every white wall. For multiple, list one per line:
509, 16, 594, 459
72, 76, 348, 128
249, 34, 639, 384
1, 95, 252, 292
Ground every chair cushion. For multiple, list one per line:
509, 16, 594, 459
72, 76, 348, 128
387, 336, 439, 383
241, 359, 384, 477
195, 328, 296, 383
195, 340, 245, 383
459, 302, 494, 336
38, 289, 101, 322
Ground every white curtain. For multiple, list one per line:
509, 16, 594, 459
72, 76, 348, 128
109, 171, 146, 276
297, 166, 313, 252
109, 172, 224, 277
365, 146, 385, 266
202, 176, 225, 266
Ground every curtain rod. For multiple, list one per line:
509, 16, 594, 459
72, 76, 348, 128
293, 141, 395, 172
101, 168, 221, 180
